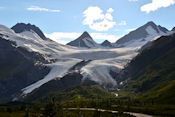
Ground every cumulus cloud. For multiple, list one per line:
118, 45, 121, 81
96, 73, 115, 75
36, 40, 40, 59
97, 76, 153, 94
27, 6, 60, 13
83, 6, 116, 31
107, 8, 114, 13
141, 0, 175, 13
45, 32, 123, 44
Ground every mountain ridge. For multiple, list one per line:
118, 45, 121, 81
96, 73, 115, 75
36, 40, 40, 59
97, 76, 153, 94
114, 21, 169, 48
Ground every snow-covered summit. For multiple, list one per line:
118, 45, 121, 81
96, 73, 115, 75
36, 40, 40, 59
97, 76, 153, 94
67, 31, 101, 48
114, 21, 169, 48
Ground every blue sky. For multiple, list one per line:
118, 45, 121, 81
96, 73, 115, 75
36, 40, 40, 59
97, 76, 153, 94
0, 0, 175, 44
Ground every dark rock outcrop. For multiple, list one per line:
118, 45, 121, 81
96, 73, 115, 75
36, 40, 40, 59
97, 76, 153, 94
11, 23, 46, 40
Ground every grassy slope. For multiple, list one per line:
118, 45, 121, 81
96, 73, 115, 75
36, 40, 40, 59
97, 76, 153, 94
32, 86, 116, 103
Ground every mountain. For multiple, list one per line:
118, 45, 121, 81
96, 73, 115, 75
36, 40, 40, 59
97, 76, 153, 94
172, 27, 175, 31
0, 24, 136, 101
0, 36, 50, 102
101, 40, 113, 48
118, 32, 175, 104
115, 21, 169, 48
11, 23, 47, 40
67, 31, 101, 48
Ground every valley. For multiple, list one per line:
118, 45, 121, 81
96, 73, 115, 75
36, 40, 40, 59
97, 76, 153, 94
0, 21, 175, 117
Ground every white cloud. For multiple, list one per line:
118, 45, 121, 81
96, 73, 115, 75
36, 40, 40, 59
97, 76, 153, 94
128, 0, 138, 2
118, 20, 127, 26
83, 6, 104, 26
141, 0, 175, 13
89, 19, 116, 31
107, 8, 114, 13
27, 6, 60, 13
83, 6, 116, 31
45, 32, 123, 44
105, 13, 113, 21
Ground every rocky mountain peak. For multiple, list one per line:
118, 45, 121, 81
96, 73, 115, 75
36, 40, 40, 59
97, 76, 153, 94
67, 31, 100, 48
101, 40, 113, 47
11, 23, 46, 40
79, 31, 92, 40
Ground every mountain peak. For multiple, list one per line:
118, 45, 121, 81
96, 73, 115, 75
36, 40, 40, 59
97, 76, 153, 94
144, 21, 159, 31
11, 23, 46, 40
79, 31, 92, 40
101, 40, 113, 47
103, 40, 110, 43
144, 21, 168, 33
115, 21, 169, 47
172, 27, 175, 31
67, 31, 100, 48
146, 21, 156, 26
83, 31, 89, 35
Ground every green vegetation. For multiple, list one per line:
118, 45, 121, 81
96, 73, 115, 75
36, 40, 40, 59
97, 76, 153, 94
0, 98, 133, 117
36, 86, 116, 103
118, 34, 175, 105
1, 85, 175, 116
112, 34, 175, 116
